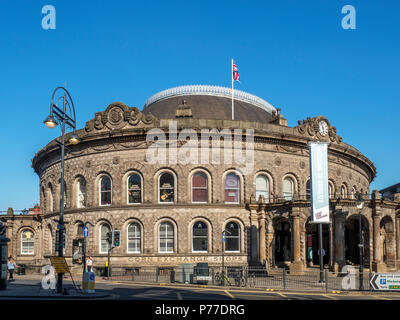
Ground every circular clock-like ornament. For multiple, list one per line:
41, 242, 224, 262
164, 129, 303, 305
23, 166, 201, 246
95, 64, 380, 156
318, 120, 328, 136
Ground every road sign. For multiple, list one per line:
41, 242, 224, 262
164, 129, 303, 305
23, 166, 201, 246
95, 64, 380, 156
370, 273, 400, 291
83, 227, 89, 238
222, 234, 226, 243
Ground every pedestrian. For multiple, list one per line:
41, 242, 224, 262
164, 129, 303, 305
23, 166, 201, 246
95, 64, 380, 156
86, 256, 93, 272
7, 256, 17, 281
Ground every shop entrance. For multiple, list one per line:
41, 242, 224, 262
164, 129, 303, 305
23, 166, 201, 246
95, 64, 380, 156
274, 220, 291, 265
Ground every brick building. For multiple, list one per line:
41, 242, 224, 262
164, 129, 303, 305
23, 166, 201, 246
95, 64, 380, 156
2, 85, 400, 275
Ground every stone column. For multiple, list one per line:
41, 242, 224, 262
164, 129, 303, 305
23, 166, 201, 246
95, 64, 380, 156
372, 213, 387, 272
396, 215, 400, 270
249, 206, 259, 262
290, 207, 304, 274
259, 210, 266, 264
333, 207, 347, 273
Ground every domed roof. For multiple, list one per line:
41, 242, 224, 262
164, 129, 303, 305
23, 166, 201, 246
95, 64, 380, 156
142, 85, 276, 122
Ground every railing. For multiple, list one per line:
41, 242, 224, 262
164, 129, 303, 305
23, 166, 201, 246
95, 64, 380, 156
103, 265, 373, 292
143, 85, 276, 114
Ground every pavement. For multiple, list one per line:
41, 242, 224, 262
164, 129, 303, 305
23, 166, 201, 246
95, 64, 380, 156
1, 274, 400, 300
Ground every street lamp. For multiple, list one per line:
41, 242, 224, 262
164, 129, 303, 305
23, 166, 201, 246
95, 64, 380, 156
221, 229, 231, 286
44, 86, 80, 293
356, 192, 365, 291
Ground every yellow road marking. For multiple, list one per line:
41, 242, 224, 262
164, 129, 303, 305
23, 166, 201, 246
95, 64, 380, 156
372, 295, 391, 300
277, 292, 288, 298
177, 292, 183, 300
322, 294, 338, 300
224, 290, 235, 299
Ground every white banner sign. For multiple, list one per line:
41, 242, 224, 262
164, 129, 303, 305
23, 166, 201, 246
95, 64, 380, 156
309, 142, 330, 223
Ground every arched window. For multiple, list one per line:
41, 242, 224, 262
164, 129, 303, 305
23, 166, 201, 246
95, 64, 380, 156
77, 178, 86, 208
351, 186, 357, 199
76, 223, 84, 237
225, 222, 240, 252
99, 176, 112, 206
192, 221, 208, 252
127, 174, 142, 204
48, 183, 54, 212
159, 172, 175, 203
224, 173, 240, 204
127, 223, 141, 253
21, 230, 34, 255
159, 222, 174, 253
283, 177, 294, 200
192, 172, 208, 203
256, 174, 269, 202
100, 224, 111, 253
306, 180, 311, 200
329, 182, 335, 199
340, 185, 347, 199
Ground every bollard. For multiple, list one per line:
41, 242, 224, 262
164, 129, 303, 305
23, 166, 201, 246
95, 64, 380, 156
325, 269, 328, 293
156, 267, 159, 283
283, 268, 286, 289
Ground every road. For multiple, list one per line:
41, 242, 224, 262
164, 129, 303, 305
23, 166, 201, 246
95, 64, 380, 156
4, 277, 400, 300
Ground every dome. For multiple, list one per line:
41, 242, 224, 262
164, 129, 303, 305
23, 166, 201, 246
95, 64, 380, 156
142, 85, 276, 122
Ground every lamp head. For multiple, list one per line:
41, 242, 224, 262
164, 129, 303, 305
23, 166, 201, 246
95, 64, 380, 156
69, 132, 80, 145
44, 115, 57, 128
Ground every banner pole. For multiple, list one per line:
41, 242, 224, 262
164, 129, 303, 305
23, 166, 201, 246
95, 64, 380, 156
231, 58, 234, 121
319, 223, 324, 282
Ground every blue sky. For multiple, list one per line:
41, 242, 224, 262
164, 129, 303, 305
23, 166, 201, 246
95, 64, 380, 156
0, 0, 399, 211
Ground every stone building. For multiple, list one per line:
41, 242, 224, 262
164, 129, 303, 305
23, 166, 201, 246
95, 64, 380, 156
2, 85, 400, 274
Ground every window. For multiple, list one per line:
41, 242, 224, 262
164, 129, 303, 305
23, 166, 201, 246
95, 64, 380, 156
224, 173, 240, 203
21, 230, 34, 255
159, 222, 174, 253
306, 180, 311, 200
99, 176, 112, 206
48, 183, 54, 212
192, 221, 208, 252
127, 174, 142, 204
225, 222, 240, 252
283, 177, 294, 200
329, 182, 334, 198
77, 178, 86, 208
127, 223, 141, 253
192, 172, 208, 203
159, 172, 174, 203
256, 174, 269, 202
351, 186, 357, 199
340, 185, 347, 199
100, 224, 111, 253
76, 224, 84, 237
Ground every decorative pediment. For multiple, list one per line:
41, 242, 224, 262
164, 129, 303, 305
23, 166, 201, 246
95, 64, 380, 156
84, 102, 159, 133
296, 116, 342, 143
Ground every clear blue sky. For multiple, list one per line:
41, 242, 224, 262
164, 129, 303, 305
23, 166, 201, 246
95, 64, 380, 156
0, 0, 399, 211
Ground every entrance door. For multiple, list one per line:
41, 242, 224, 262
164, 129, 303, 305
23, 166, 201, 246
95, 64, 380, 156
274, 221, 291, 263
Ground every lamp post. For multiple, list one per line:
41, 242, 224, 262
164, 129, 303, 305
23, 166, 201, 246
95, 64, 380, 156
356, 192, 365, 291
44, 86, 80, 293
221, 229, 231, 286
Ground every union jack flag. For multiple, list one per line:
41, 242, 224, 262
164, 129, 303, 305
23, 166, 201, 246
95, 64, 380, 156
232, 60, 240, 81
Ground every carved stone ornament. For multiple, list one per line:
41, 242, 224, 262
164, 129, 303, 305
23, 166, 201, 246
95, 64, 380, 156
274, 157, 281, 166
85, 102, 158, 133
296, 116, 342, 143
299, 161, 306, 169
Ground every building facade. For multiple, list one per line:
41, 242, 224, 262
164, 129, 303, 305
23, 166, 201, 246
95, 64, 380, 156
3, 85, 400, 274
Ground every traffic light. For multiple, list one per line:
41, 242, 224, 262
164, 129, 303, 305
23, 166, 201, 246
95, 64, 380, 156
112, 230, 121, 247
106, 232, 112, 244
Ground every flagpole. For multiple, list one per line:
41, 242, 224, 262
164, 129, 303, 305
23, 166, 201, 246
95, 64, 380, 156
231, 58, 234, 121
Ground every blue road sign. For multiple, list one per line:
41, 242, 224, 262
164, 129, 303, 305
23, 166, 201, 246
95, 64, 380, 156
83, 227, 89, 237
